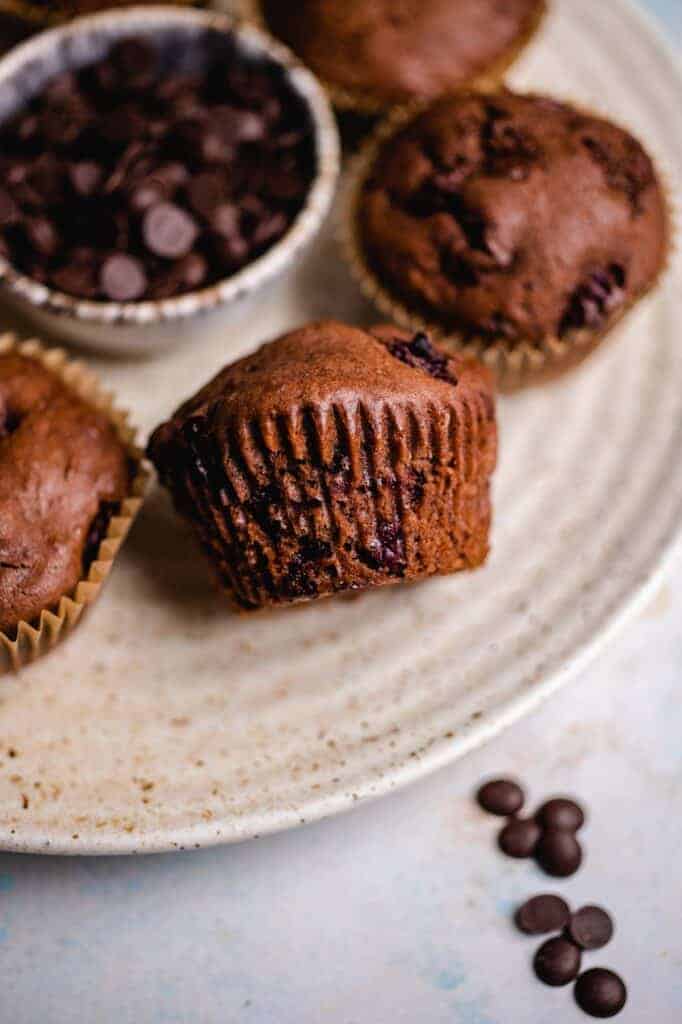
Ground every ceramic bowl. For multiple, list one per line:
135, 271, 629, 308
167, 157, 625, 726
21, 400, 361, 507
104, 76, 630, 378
0, 5, 340, 355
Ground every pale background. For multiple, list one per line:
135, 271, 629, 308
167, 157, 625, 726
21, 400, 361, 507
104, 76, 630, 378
0, 2, 680, 1022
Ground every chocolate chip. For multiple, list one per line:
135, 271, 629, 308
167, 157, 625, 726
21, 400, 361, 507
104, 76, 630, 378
69, 161, 102, 197
0, 186, 18, 225
477, 779, 524, 816
534, 937, 582, 987
535, 831, 583, 878
252, 211, 287, 249
498, 819, 541, 859
0, 35, 312, 301
24, 217, 59, 258
568, 907, 614, 951
515, 894, 571, 935
535, 798, 585, 832
109, 37, 157, 91
185, 172, 227, 222
574, 969, 627, 1018
172, 118, 232, 165
213, 105, 266, 144
100, 253, 147, 301
51, 260, 98, 299
142, 203, 198, 259
213, 204, 241, 241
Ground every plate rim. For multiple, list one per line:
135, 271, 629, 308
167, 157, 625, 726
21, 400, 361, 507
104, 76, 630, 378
2, 0, 682, 856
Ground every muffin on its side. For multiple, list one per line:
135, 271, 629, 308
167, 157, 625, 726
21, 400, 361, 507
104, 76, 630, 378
348, 91, 669, 388
0, 351, 132, 636
148, 320, 497, 611
258, 0, 546, 112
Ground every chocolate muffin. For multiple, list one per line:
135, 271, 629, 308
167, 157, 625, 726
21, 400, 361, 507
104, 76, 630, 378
148, 320, 497, 610
0, 1, 195, 27
259, 0, 546, 110
0, 353, 131, 634
350, 90, 669, 387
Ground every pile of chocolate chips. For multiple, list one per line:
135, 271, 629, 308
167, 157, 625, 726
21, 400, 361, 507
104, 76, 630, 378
477, 778, 584, 876
0, 34, 315, 302
517, 894, 626, 1018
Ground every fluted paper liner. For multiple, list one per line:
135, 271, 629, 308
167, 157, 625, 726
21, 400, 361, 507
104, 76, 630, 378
244, 0, 547, 116
341, 94, 677, 392
0, 334, 150, 673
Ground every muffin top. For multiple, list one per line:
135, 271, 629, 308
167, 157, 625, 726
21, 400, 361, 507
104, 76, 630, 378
262, 0, 544, 106
0, 354, 130, 633
150, 320, 493, 455
357, 91, 668, 345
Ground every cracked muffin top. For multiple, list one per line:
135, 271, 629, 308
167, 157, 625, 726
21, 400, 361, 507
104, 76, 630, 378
357, 91, 668, 346
261, 0, 545, 107
0, 354, 130, 633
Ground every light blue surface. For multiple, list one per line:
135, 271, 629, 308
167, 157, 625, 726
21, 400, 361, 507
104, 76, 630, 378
643, 0, 682, 41
0, 3, 680, 1023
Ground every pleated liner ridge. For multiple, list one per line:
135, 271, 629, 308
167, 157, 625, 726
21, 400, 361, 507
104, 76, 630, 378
155, 383, 496, 610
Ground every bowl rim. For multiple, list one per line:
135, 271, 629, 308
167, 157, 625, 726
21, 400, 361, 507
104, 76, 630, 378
0, 4, 340, 327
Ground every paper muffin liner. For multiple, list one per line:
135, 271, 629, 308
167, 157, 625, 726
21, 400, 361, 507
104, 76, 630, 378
0, 334, 150, 673
244, 0, 548, 117
0, 0, 197, 28
340, 93, 677, 392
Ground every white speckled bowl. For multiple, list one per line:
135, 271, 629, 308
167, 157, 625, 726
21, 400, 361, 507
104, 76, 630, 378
0, 5, 340, 355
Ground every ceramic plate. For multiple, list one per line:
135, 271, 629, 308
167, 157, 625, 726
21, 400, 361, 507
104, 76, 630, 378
1, 0, 681, 854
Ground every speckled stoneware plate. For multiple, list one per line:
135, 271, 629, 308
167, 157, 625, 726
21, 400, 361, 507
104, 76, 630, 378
1, 0, 681, 855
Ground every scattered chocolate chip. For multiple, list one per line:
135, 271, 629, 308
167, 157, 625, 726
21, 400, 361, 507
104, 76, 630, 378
100, 253, 147, 302
477, 779, 524, 816
498, 818, 541, 859
535, 830, 583, 878
568, 907, 614, 951
533, 937, 582, 987
535, 797, 585, 832
515, 894, 571, 935
574, 969, 627, 1018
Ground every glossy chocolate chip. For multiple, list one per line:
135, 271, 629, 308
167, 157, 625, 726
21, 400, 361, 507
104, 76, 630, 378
515, 894, 571, 935
535, 798, 585, 832
535, 831, 583, 878
477, 779, 525, 816
100, 253, 147, 301
498, 818, 541, 859
142, 203, 198, 259
568, 906, 614, 951
533, 937, 582, 987
69, 161, 102, 198
574, 969, 627, 1018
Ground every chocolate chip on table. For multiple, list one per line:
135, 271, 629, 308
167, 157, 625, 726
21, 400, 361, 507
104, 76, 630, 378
574, 969, 627, 1018
0, 34, 314, 302
535, 830, 583, 878
100, 253, 147, 302
568, 906, 614, 951
498, 818, 541, 859
535, 798, 585, 832
477, 779, 525, 816
515, 894, 571, 935
533, 936, 582, 987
